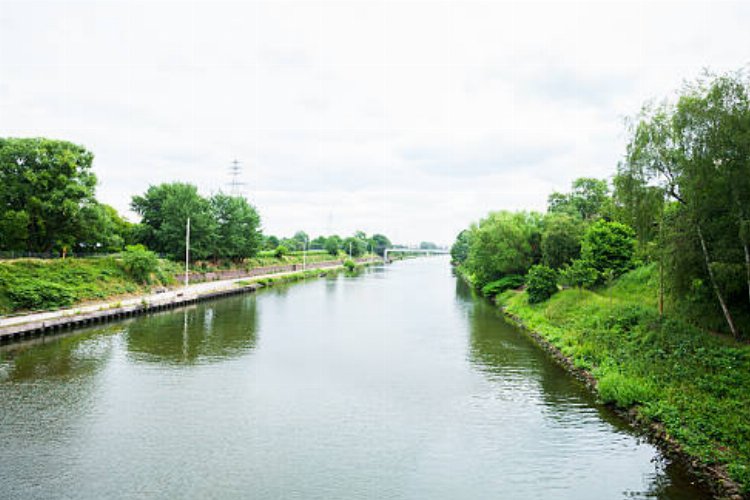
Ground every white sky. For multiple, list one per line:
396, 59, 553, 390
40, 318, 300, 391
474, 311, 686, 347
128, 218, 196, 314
1, 0, 748, 245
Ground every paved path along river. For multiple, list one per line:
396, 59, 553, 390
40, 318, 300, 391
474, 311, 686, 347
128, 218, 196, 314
0, 257, 707, 498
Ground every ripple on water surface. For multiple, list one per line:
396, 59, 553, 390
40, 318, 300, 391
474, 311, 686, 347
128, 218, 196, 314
0, 259, 709, 499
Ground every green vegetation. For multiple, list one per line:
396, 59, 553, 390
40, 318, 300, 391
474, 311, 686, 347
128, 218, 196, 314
499, 267, 750, 491
480, 274, 524, 297
263, 230, 392, 259
452, 69, 750, 492
0, 137, 394, 315
121, 245, 161, 284
525, 265, 558, 303
0, 257, 178, 313
132, 182, 261, 261
0, 138, 132, 256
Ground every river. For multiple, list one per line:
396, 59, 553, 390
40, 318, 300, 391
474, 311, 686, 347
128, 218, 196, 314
0, 257, 707, 498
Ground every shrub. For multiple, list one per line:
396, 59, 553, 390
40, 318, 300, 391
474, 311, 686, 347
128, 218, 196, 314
525, 265, 558, 303
581, 220, 636, 279
7, 280, 76, 310
274, 245, 288, 259
343, 259, 357, 272
560, 259, 599, 291
121, 244, 159, 284
481, 274, 525, 296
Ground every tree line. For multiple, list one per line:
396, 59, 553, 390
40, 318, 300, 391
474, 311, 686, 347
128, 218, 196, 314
452, 70, 750, 338
0, 138, 392, 263
261, 230, 392, 258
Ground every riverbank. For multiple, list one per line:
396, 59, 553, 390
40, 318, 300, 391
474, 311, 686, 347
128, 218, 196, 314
490, 265, 749, 498
0, 257, 380, 344
0, 253, 377, 316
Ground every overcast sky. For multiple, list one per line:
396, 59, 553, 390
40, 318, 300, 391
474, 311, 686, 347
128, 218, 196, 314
1, 0, 748, 245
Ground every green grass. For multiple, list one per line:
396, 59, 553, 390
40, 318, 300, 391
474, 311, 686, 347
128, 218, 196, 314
0, 257, 179, 314
498, 264, 750, 492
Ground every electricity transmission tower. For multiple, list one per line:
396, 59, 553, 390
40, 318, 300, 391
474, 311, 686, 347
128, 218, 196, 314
228, 159, 246, 197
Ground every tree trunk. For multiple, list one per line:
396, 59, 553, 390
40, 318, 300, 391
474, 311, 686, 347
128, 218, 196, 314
744, 242, 750, 306
697, 224, 739, 338
659, 256, 664, 317
658, 212, 665, 317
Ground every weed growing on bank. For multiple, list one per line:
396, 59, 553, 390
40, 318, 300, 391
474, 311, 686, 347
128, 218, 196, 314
0, 257, 178, 314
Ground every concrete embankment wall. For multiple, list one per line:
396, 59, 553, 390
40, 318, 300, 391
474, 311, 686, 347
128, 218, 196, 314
174, 259, 346, 285
0, 284, 261, 344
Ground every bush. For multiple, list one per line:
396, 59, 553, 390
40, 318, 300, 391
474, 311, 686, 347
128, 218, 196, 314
121, 244, 159, 284
481, 274, 525, 296
343, 259, 357, 272
581, 220, 636, 279
525, 265, 558, 303
560, 259, 599, 291
274, 245, 288, 259
7, 280, 76, 310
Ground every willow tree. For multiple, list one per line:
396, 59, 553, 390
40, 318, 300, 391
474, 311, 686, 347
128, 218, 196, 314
621, 71, 750, 337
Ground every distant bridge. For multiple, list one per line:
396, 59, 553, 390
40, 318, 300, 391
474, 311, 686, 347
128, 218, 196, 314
383, 248, 450, 263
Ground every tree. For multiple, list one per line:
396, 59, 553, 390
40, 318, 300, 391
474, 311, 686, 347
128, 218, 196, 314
263, 235, 279, 250
310, 235, 327, 250
75, 203, 132, 253
580, 220, 636, 279
131, 182, 216, 261
210, 193, 262, 261
369, 234, 392, 256
342, 236, 365, 257
292, 231, 309, 248
622, 71, 750, 337
419, 241, 438, 250
541, 212, 583, 269
570, 178, 609, 220
547, 177, 609, 221
0, 138, 97, 253
465, 211, 543, 286
324, 235, 342, 256
450, 230, 471, 264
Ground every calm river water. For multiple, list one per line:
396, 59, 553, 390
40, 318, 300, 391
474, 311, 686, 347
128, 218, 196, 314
0, 257, 707, 499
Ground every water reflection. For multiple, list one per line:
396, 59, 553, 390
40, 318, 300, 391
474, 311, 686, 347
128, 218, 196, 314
0, 326, 119, 382
125, 294, 258, 365
459, 274, 708, 499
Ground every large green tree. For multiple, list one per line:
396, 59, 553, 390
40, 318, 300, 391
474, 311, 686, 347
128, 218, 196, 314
450, 230, 471, 264
77, 203, 133, 252
369, 234, 392, 256
541, 212, 583, 269
131, 182, 216, 261
548, 177, 609, 221
621, 71, 750, 337
210, 193, 262, 261
465, 211, 543, 286
0, 138, 97, 253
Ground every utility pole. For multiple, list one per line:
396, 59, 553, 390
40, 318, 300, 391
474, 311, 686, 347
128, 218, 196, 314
303, 236, 308, 271
185, 217, 190, 291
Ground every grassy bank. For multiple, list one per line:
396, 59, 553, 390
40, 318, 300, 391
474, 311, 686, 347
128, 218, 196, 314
0, 254, 379, 316
496, 264, 750, 493
0, 258, 179, 314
